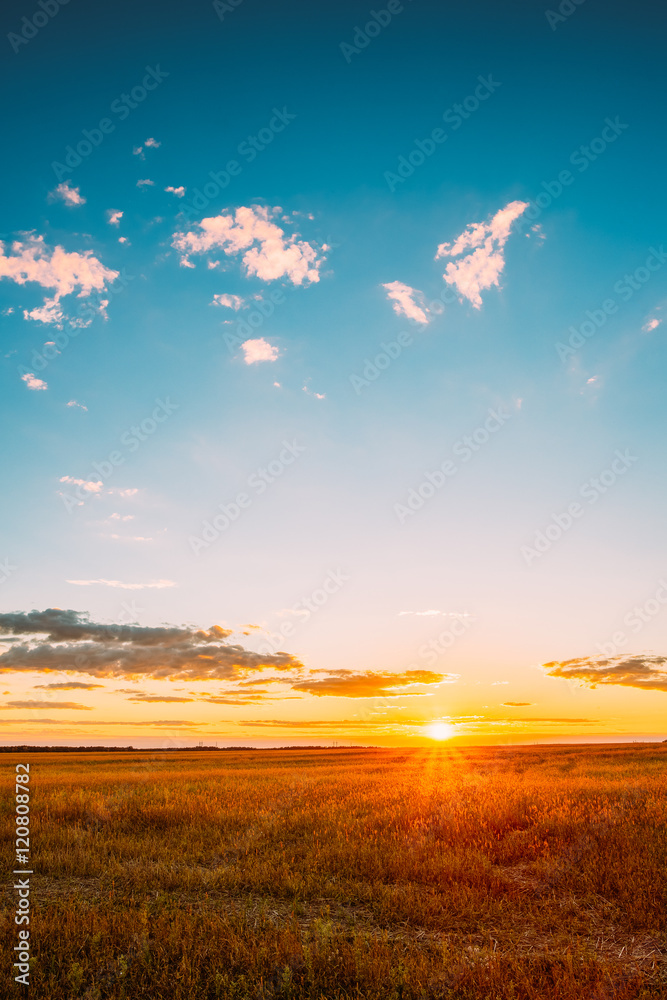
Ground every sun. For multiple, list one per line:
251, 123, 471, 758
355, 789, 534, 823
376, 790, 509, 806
425, 721, 455, 741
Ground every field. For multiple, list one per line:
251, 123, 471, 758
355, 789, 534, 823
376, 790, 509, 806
1, 743, 666, 999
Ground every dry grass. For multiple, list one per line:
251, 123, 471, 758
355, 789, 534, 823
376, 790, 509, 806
1, 743, 666, 998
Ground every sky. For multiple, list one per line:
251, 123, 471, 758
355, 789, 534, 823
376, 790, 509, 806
1, 0, 666, 747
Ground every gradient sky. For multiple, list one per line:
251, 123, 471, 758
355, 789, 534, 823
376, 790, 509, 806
1, 0, 666, 747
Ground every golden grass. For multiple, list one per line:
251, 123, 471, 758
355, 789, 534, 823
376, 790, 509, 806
1, 742, 666, 998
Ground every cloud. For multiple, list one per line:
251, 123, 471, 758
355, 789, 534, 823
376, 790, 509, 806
290, 669, 456, 698
543, 654, 667, 693
241, 337, 279, 364
502, 702, 532, 707
106, 210, 123, 227
0, 234, 118, 327
165, 186, 186, 198
435, 200, 528, 308
137, 179, 155, 187
172, 205, 325, 285
211, 293, 245, 310
1, 700, 92, 710
382, 281, 429, 324
643, 317, 661, 332
48, 182, 86, 207
34, 682, 104, 690
133, 138, 160, 160
127, 695, 194, 703
21, 372, 47, 391
66, 399, 87, 411
66, 579, 176, 590
491, 680, 509, 686
59, 476, 103, 494
0, 609, 304, 682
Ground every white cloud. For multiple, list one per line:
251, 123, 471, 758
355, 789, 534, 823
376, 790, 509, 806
165, 186, 186, 198
21, 372, 47, 391
106, 209, 123, 226
66, 399, 87, 411
137, 179, 155, 187
133, 138, 160, 160
241, 338, 280, 364
211, 293, 245, 310
382, 280, 429, 324
643, 317, 661, 332
48, 182, 86, 207
172, 205, 325, 285
0, 234, 118, 328
66, 579, 175, 590
435, 200, 529, 308
59, 476, 103, 493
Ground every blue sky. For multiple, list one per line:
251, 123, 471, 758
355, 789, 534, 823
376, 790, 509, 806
1, 0, 666, 746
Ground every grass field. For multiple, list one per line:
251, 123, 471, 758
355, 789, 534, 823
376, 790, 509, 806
1, 743, 666, 998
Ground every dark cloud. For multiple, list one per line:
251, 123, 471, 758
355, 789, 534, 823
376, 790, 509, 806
543, 654, 667, 693
0, 608, 304, 681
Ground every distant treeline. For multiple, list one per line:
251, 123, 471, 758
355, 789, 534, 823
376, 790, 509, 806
0, 744, 374, 753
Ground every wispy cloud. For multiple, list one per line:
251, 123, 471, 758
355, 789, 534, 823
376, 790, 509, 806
643, 317, 662, 332
66, 399, 87, 411
137, 179, 155, 187
47, 182, 86, 207
172, 205, 325, 285
106, 209, 123, 227
435, 200, 528, 308
382, 280, 429, 324
1, 700, 92, 710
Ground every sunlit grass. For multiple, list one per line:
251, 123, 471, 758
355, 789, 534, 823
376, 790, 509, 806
0, 743, 665, 998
